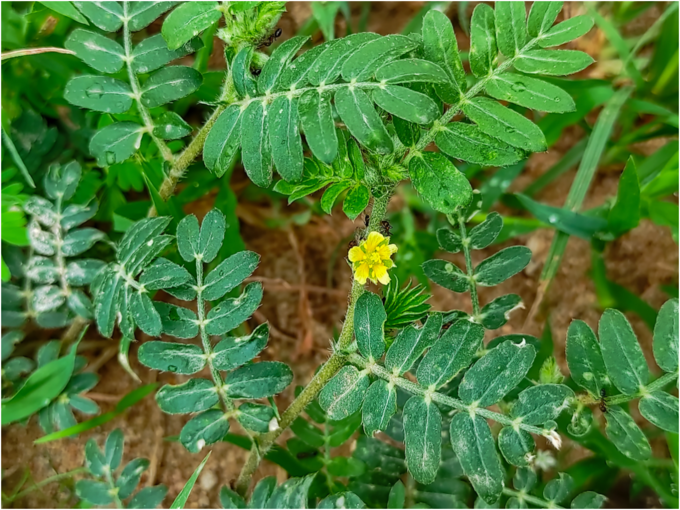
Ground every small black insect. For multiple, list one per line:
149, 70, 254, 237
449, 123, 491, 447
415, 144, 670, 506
274, 27, 283, 38
251, 68, 262, 76
599, 388, 607, 413
381, 219, 392, 236
442, 322, 452, 331
364, 215, 370, 227
258, 27, 283, 49
348, 239, 358, 250
296, 450, 319, 460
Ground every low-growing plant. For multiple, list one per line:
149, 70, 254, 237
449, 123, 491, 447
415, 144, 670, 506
1, 1, 678, 509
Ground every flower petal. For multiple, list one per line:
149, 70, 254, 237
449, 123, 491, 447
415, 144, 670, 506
348, 246, 365, 262
365, 231, 384, 252
355, 263, 369, 284
375, 265, 391, 285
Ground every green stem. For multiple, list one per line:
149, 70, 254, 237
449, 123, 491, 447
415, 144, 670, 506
196, 259, 234, 413
454, 213, 481, 317
599, 371, 678, 407
234, 192, 393, 496
348, 353, 548, 437
502, 488, 562, 509
2, 467, 88, 503
122, 2, 173, 164
104, 469, 124, 509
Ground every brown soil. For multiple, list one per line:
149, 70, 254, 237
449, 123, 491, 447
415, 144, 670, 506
2, 2, 677, 509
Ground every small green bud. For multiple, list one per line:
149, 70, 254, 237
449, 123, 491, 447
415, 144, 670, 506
539, 356, 565, 385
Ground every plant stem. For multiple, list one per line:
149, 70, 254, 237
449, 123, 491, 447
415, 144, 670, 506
195, 258, 234, 413
604, 371, 678, 406
348, 353, 547, 437
104, 469, 124, 509
122, 2, 173, 164
502, 488, 562, 509
2, 467, 88, 503
234, 192, 393, 496
455, 213, 481, 317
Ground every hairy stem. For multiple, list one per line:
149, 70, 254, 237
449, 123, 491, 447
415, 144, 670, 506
122, 2, 173, 164
502, 488, 562, 509
234, 192, 393, 495
195, 259, 234, 413
580, 371, 680, 407
348, 353, 548, 436
455, 213, 481, 317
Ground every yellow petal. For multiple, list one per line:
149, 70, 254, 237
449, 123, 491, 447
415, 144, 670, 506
364, 231, 384, 252
375, 265, 391, 285
355, 263, 369, 284
388, 243, 398, 255
377, 244, 392, 260
348, 246, 365, 262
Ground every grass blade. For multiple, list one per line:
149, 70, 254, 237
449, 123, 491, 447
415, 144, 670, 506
170, 451, 211, 509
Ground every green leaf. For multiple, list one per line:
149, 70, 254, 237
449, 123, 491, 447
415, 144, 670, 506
403, 396, 441, 485
64, 75, 132, 114
153, 111, 193, 140
238, 403, 276, 433
469, 4, 497, 78
321, 182, 351, 214
543, 473, 573, 504
362, 380, 397, 437
279, 40, 334, 91
393, 116, 420, 147
73, 1, 123, 31
326, 460, 366, 479
422, 10, 466, 103
132, 34, 203, 75
75, 480, 112, 506
527, 1, 563, 37
436, 228, 462, 253
539, 15, 594, 48
459, 340, 536, 407
343, 184, 370, 221
355, 292, 387, 361
498, 426, 535, 466
417, 320, 483, 389
307, 33, 380, 86
232, 46, 259, 98
128, 485, 168, 509
605, 406, 651, 461
599, 308, 649, 395
372, 85, 439, 124
129, 1, 180, 31
435, 123, 523, 167
213, 323, 269, 371
298, 90, 337, 165
450, 412, 503, 504
61, 228, 105, 256
638, 391, 679, 433
486, 74, 575, 113
199, 208, 226, 263
409, 151, 472, 214
224, 361, 293, 399
387, 480, 406, 509
170, 452, 211, 509
513, 466, 537, 492
180, 409, 230, 453
241, 100, 273, 188
161, 2, 220, 50
89, 122, 144, 166
516, 193, 608, 239
341, 34, 418, 81
512, 384, 574, 425
320, 366, 369, 421
608, 158, 640, 235
514, 50, 594, 76
259, 36, 309, 93
130, 290, 162, 336
249, 477, 277, 509
495, 2, 528, 57
204, 250, 258, 301
462, 97, 547, 153
474, 246, 531, 286
335, 87, 393, 154
470, 212, 504, 249
375, 59, 448, 84
1, 340, 78, 425
65, 29, 124, 73
205, 282, 263, 335
40, 1, 89, 24
154, 302, 198, 339
140, 257, 192, 290
116, 458, 150, 498
104, 428, 124, 470
385, 313, 442, 375
422, 259, 469, 293
176, 214, 199, 262
653, 298, 679, 373
138, 341, 206, 375
141, 66, 202, 108
570, 492, 606, 509
156, 378, 218, 414
220, 486, 246, 509
269, 96, 304, 182
480, 294, 522, 329
565, 320, 608, 397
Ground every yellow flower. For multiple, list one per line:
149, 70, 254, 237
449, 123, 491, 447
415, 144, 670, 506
348, 231, 398, 285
